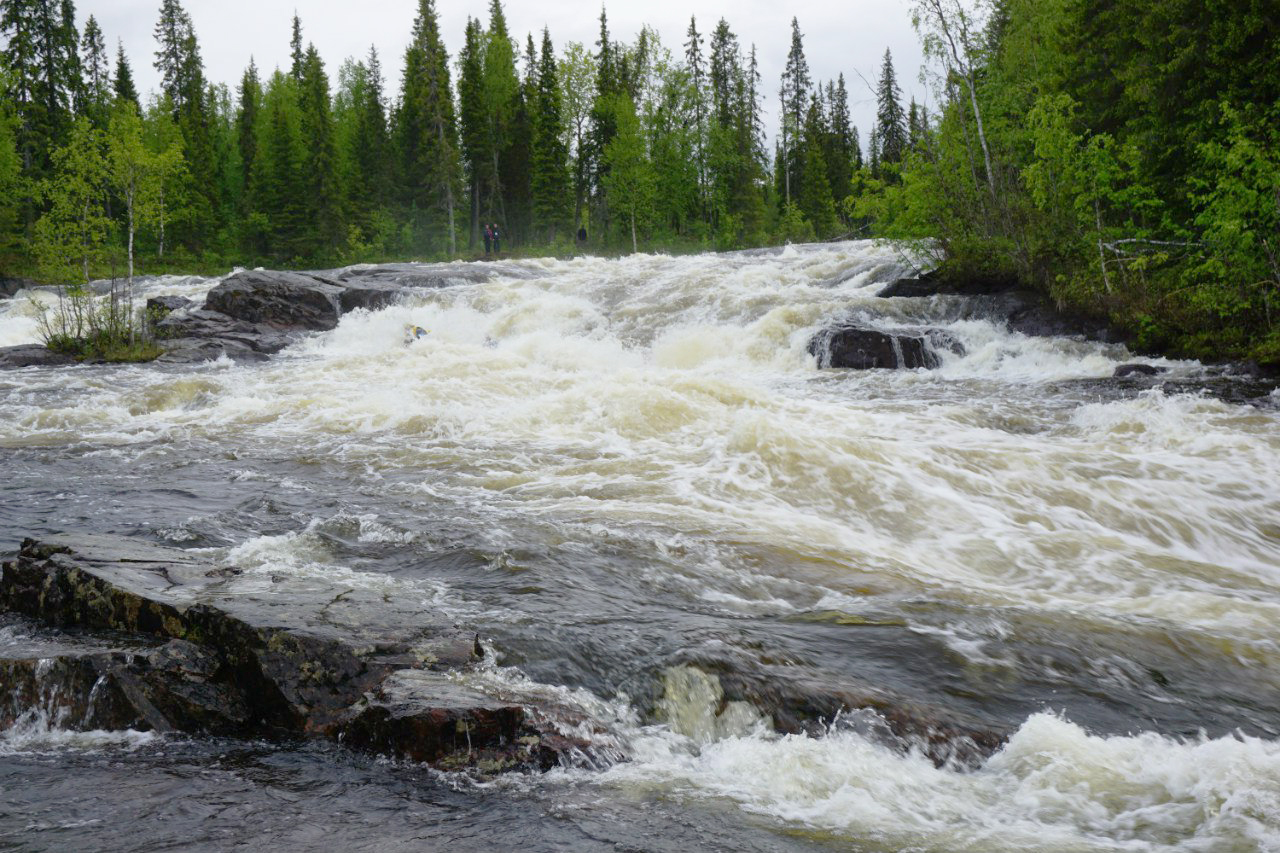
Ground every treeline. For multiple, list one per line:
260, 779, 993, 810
866, 0, 1280, 364
0, 0, 923, 278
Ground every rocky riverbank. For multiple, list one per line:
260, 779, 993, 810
0, 263, 492, 367
0, 536, 580, 773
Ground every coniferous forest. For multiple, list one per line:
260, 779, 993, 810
1, 0, 1277, 364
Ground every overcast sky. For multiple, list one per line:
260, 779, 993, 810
76, 0, 928, 151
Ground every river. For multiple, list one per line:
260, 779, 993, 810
1, 241, 1278, 851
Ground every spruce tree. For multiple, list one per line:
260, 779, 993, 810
826, 75, 853, 209
481, 0, 518, 230
798, 94, 836, 236
530, 28, 570, 243
78, 14, 110, 126
456, 18, 486, 248
152, 0, 220, 250
2, 0, 82, 231
589, 8, 621, 232
298, 44, 341, 256
235, 58, 259, 209
874, 48, 906, 172
397, 0, 460, 254
289, 14, 303, 81
354, 46, 390, 216
113, 40, 138, 107
153, 0, 191, 109
254, 71, 305, 260
778, 17, 810, 205
684, 16, 707, 224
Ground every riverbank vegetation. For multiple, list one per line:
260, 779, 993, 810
869, 0, 1279, 366
1, 0, 1275, 364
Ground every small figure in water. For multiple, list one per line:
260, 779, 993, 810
403, 324, 429, 345
491, 224, 501, 254
483, 224, 492, 255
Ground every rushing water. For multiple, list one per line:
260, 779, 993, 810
1, 242, 1279, 852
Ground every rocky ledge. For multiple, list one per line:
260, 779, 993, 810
0, 536, 582, 773
806, 269, 1109, 372
0, 263, 491, 368
153, 266, 478, 364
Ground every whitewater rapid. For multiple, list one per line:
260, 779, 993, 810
1, 242, 1278, 851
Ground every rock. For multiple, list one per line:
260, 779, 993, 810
808, 326, 962, 370
156, 308, 294, 355
653, 657, 1009, 770
0, 536, 587, 772
336, 263, 492, 289
875, 270, 1121, 342
876, 268, 1015, 299
0, 277, 37, 299
204, 270, 349, 331
0, 344, 78, 368
145, 294, 194, 321
1114, 363, 1165, 378
335, 670, 560, 771
154, 337, 270, 365
336, 279, 403, 314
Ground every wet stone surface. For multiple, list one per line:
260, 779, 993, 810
0, 536, 575, 772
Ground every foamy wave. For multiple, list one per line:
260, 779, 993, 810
0, 710, 160, 755
601, 711, 1280, 851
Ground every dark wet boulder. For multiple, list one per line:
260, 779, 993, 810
875, 270, 1122, 342
0, 344, 78, 368
204, 270, 351, 331
877, 268, 1015, 299
154, 308, 296, 363
1114, 363, 1165, 378
809, 325, 962, 370
0, 536, 589, 772
0, 276, 37, 299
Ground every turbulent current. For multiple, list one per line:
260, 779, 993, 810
2, 241, 1279, 851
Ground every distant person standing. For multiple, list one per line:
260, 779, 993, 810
576, 226, 587, 252
491, 224, 501, 253
483, 224, 492, 255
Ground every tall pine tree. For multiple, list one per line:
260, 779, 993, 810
530, 28, 571, 243
397, 0, 460, 254
873, 48, 906, 173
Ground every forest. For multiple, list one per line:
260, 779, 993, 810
1, 0, 1277, 364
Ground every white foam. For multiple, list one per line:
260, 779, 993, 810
0, 710, 160, 755
599, 710, 1280, 851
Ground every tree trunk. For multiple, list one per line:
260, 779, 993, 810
630, 207, 637, 254
127, 190, 136, 343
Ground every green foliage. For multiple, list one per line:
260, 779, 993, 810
871, 0, 1280, 364
34, 115, 110, 282
396, 0, 461, 254
530, 29, 572, 243
601, 94, 655, 252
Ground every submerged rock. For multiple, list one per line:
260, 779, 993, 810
0, 344, 78, 369
808, 326, 963, 370
1114, 363, 1165, 378
0, 537, 580, 772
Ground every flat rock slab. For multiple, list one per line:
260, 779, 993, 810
0, 536, 577, 771
0, 344, 78, 369
336, 263, 494, 289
